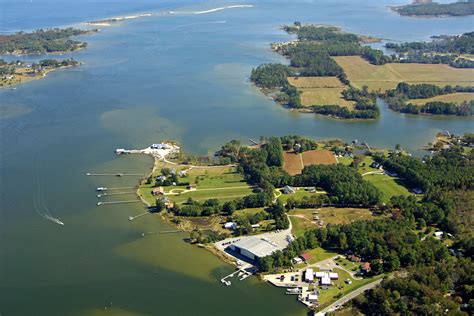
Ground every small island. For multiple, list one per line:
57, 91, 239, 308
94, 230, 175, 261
252, 23, 474, 118
0, 28, 97, 55
0, 58, 79, 88
127, 134, 473, 313
391, 0, 474, 17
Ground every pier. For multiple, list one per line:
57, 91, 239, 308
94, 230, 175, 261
220, 265, 255, 286
128, 211, 150, 221
97, 191, 136, 197
86, 172, 145, 177
97, 200, 142, 206
97, 186, 137, 191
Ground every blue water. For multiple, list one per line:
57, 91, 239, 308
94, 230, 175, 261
0, 1, 473, 315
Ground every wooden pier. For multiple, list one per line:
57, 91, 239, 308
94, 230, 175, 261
97, 200, 141, 206
86, 172, 145, 177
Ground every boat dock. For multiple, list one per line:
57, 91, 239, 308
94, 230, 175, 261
86, 172, 145, 177
97, 200, 142, 206
97, 191, 136, 197
220, 265, 255, 286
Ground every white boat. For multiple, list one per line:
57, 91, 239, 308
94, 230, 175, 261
96, 187, 107, 191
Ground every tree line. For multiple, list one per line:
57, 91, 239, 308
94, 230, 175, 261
383, 82, 474, 116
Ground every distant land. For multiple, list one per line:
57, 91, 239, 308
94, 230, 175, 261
391, 0, 474, 17
251, 23, 474, 119
0, 28, 97, 55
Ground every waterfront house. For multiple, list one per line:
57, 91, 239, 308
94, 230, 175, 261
152, 187, 165, 195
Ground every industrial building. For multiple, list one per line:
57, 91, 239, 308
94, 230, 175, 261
229, 236, 278, 261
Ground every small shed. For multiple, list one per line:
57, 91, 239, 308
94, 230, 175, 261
301, 253, 312, 262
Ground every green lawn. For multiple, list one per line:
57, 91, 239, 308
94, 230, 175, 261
337, 156, 353, 166
364, 173, 411, 203
277, 189, 325, 203
138, 165, 253, 206
304, 248, 338, 264
315, 268, 384, 311
357, 156, 376, 174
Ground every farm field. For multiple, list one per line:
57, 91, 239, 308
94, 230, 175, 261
363, 173, 411, 203
288, 207, 376, 237
283, 150, 337, 175
409, 92, 474, 105
283, 151, 304, 175
287, 76, 354, 108
333, 56, 474, 91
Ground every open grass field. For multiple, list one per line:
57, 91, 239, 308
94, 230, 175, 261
334, 56, 474, 91
288, 207, 375, 237
287, 76, 354, 108
277, 188, 325, 204
364, 173, 411, 203
409, 92, 474, 105
138, 163, 253, 205
304, 248, 338, 264
283, 150, 337, 175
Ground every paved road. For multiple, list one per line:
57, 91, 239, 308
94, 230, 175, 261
316, 278, 383, 315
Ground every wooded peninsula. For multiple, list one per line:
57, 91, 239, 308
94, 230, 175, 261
391, 0, 474, 17
251, 23, 474, 119
0, 28, 97, 55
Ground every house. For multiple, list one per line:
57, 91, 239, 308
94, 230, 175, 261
301, 253, 312, 262
360, 262, 371, 273
156, 175, 167, 182
328, 272, 339, 279
348, 255, 362, 262
306, 187, 316, 193
152, 187, 165, 195
305, 268, 314, 283
186, 185, 197, 191
251, 224, 261, 229
434, 231, 444, 239
224, 222, 237, 230
282, 185, 296, 194
412, 188, 423, 194
166, 201, 174, 210
292, 257, 303, 264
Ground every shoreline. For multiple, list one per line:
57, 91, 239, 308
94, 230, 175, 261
0, 63, 79, 89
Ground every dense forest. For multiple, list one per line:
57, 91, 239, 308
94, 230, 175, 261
0, 28, 95, 55
392, 0, 474, 17
383, 82, 474, 116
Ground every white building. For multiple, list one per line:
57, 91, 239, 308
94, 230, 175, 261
224, 222, 237, 230
305, 268, 314, 283
229, 236, 278, 261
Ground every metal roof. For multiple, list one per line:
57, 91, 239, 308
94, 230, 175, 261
232, 236, 278, 258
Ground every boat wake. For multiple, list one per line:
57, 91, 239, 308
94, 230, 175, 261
33, 156, 64, 226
